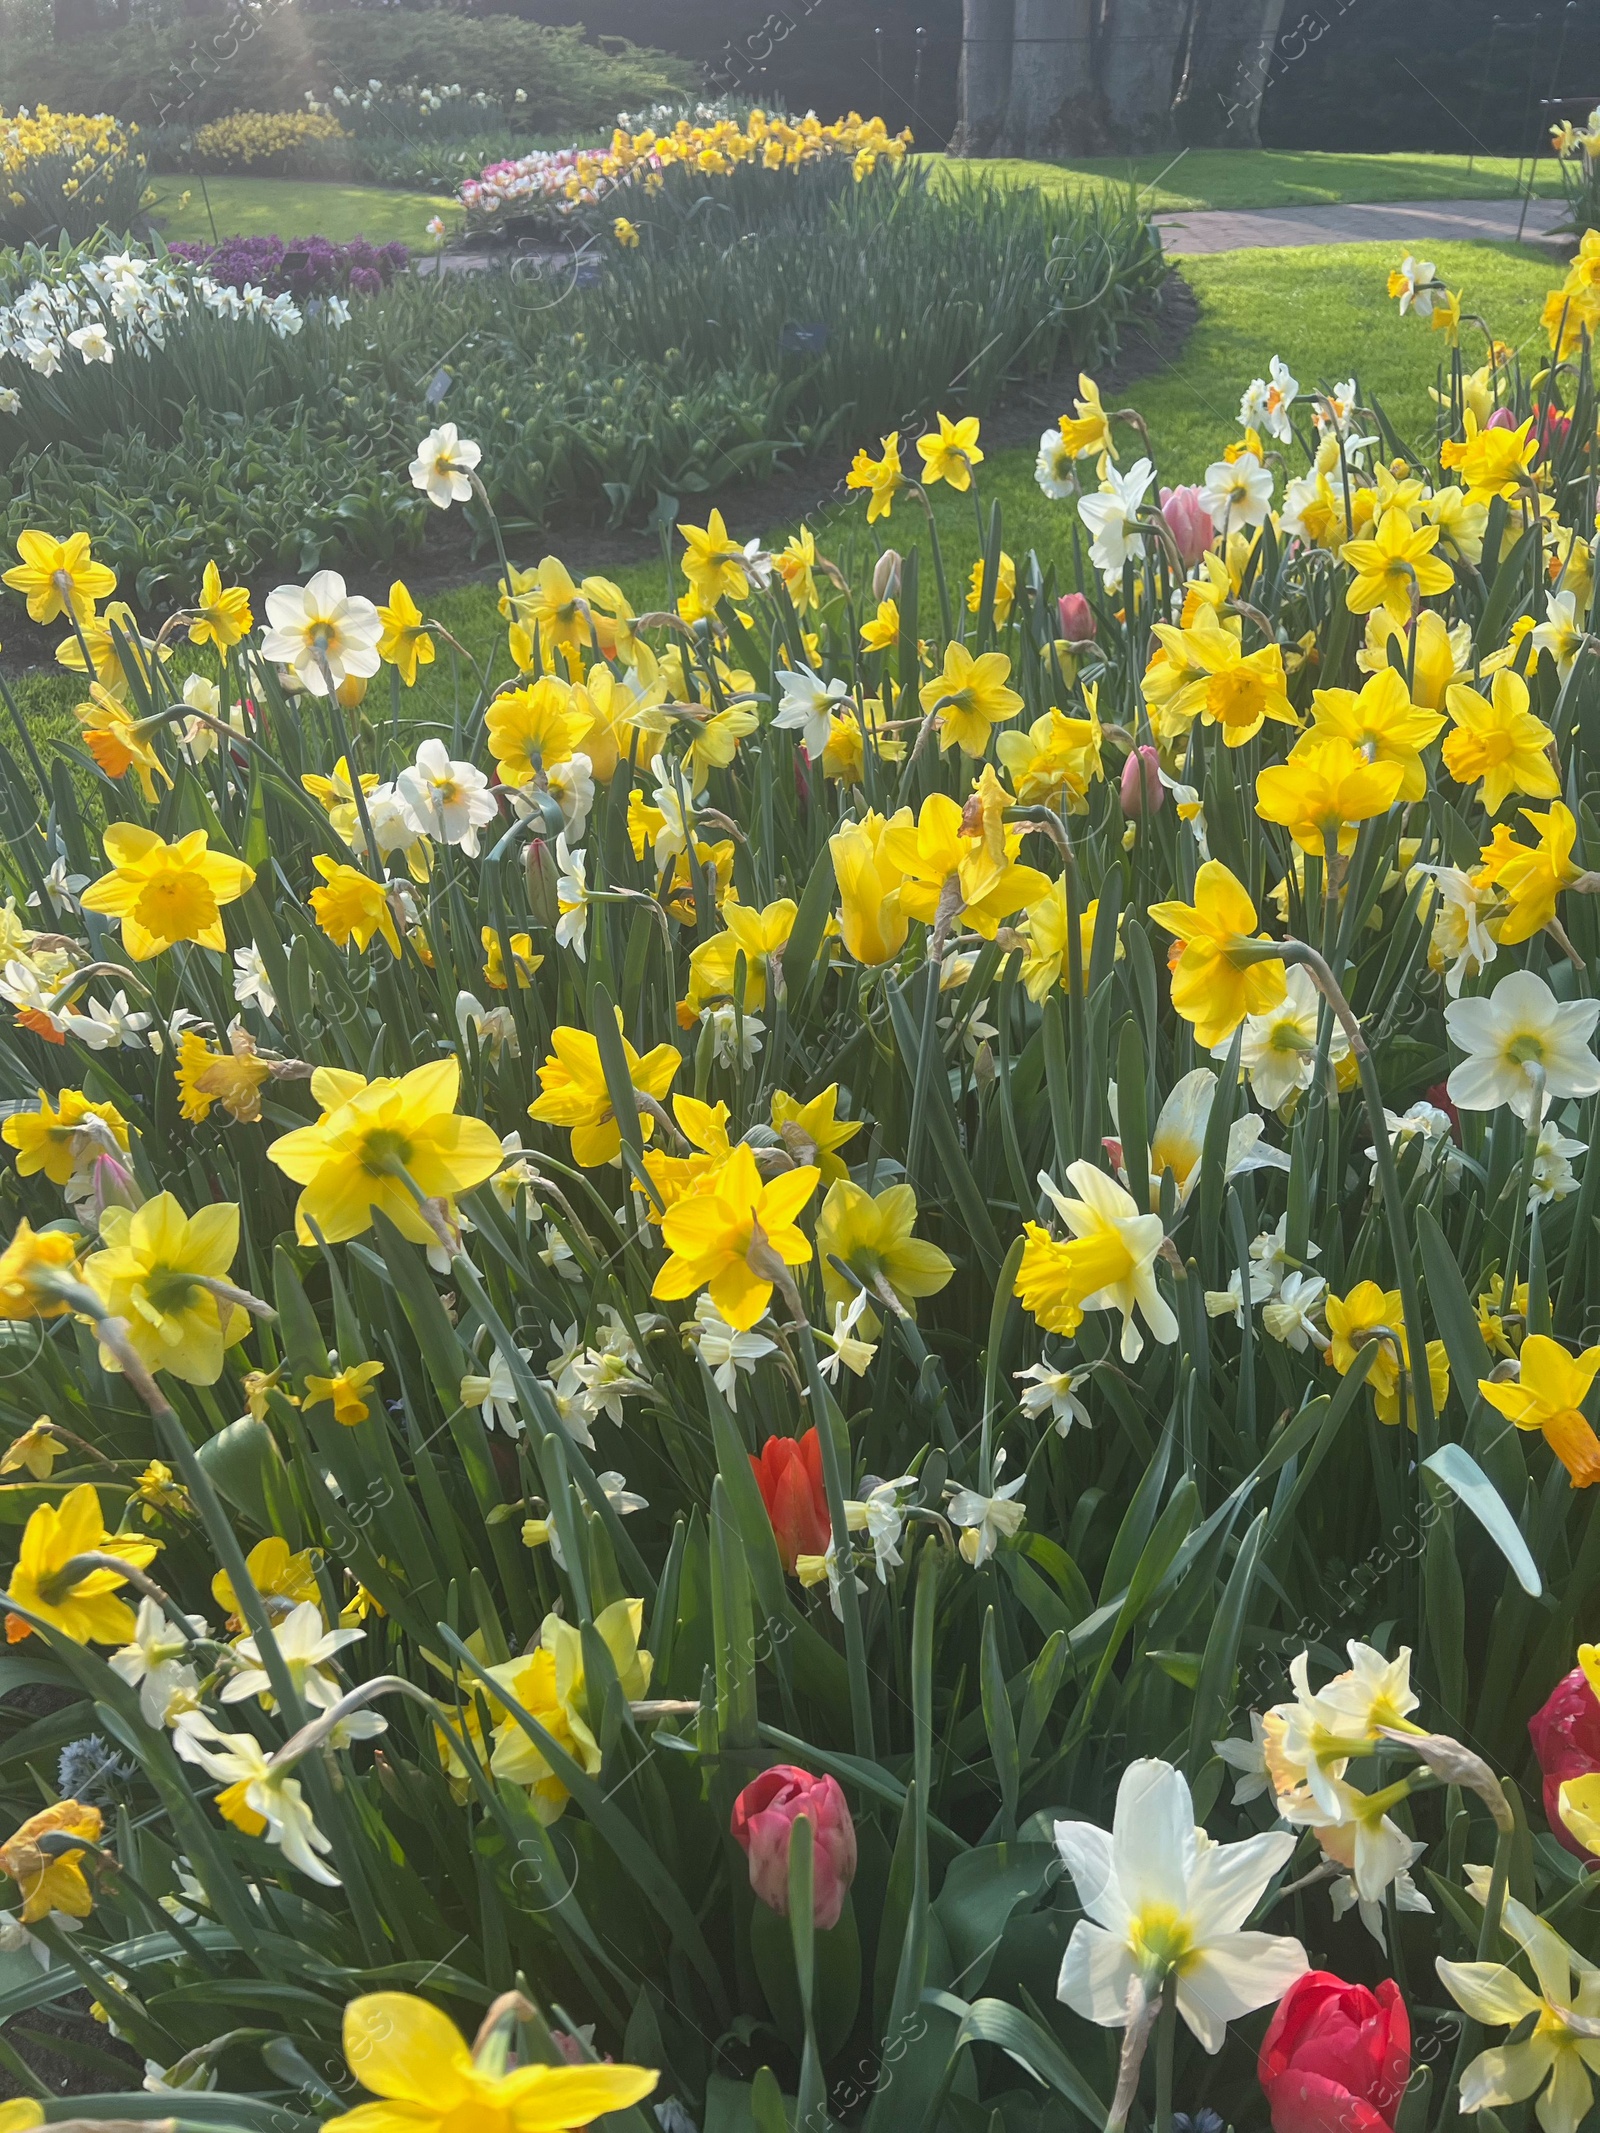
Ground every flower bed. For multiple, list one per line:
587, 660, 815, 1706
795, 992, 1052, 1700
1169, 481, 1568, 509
166, 235, 411, 302
0, 239, 1598, 2128
0, 103, 148, 246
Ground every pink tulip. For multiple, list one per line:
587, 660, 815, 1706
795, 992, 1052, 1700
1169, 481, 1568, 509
1120, 745, 1163, 818
731, 1765, 857, 1930
1057, 591, 1096, 643
1486, 407, 1517, 431
1160, 484, 1215, 565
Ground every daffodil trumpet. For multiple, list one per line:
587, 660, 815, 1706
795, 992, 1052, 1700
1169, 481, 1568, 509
30, 1549, 191, 1633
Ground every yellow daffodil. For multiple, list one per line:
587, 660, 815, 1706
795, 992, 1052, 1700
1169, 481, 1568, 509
1479, 1335, 1600, 1486
80, 824, 254, 960
268, 1059, 504, 1246
770, 1084, 860, 1182
82, 1193, 249, 1387
1058, 373, 1116, 468
0, 1800, 102, 1922
1148, 860, 1287, 1050
3, 1087, 129, 1185
309, 857, 402, 958
1, 1419, 67, 1480
679, 508, 749, 610
73, 684, 171, 803
815, 1177, 952, 1334
1440, 408, 1539, 499
175, 1026, 271, 1125
683, 898, 796, 1017
305, 1360, 386, 1426
1308, 666, 1444, 802
966, 550, 1015, 626
916, 411, 983, 492
651, 1143, 818, 1330
845, 430, 904, 521
528, 1018, 681, 1169
302, 756, 379, 843
0, 1221, 82, 1320
376, 581, 435, 687
860, 597, 899, 650
1481, 800, 1582, 943
4, 1485, 159, 1645
880, 787, 1049, 941
1341, 508, 1455, 622
1438, 1886, 1600, 2133
996, 706, 1103, 811
481, 926, 543, 990
638, 1094, 731, 1213
1018, 882, 1104, 1001
1254, 733, 1406, 857
1442, 669, 1560, 814
485, 676, 592, 787
1325, 1281, 1448, 1429
1015, 1163, 1177, 1361
776, 525, 820, 614
212, 1535, 322, 1628
188, 560, 253, 650
830, 809, 911, 965
3, 530, 116, 624
918, 641, 1023, 758
323, 1992, 656, 2133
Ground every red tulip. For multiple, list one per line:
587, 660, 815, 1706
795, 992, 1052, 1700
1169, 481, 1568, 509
731, 1764, 857, 1929
1057, 591, 1097, 644
1259, 1971, 1410, 2133
1120, 744, 1163, 818
751, 1428, 830, 1572
1530, 1667, 1600, 1856
1160, 483, 1215, 566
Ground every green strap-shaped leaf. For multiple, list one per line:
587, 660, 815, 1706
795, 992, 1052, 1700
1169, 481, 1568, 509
1423, 1443, 1542, 1597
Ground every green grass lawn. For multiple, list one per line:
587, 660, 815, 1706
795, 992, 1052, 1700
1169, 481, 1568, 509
1, 234, 1567, 750
924, 147, 1566, 213
145, 175, 462, 248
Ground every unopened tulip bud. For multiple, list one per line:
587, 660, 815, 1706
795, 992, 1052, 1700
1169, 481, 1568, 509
872, 548, 902, 602
335, 673, 368, 710
1057, 592, 1096, 644
524, 838, 560, 929
1160, 484, 1216, 566
731, 1764, 857, 1930
90, 1153, 141, 1222
1120, 744, 1163, 818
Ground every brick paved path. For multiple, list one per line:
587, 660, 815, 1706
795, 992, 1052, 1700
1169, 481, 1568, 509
1152, 194, 1568, 256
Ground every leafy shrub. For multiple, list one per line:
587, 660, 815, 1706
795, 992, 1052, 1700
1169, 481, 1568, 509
0, 104, 147, 246
190, 108, 346, 173
0, 9, 692, 132
167, 235, 410, 301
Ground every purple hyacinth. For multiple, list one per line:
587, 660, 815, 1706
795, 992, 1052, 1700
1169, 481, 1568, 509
168, 234, 409, 299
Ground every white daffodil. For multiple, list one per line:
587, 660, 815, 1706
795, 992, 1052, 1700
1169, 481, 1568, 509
460, 1343, 532, 1434
1205, 1263, 1274, 1327
1261, 1271, 1327, 1352
689, 1293, 776, 1408
1249, 1213, 1320, 1296
0, 959, 64, 1037
645, 754, 696, 866
108, 1596, 205, 1728
845, 1476, 917, 1581
1054, 1757, 1306, 2051
1225, 965, 1349, 1113
59, 989, 152, 1051
1015, 1359, 1092, 1436
773, 665, 849, 760
1446, 969, 1600, 1125
1419, 863, 1499, 996
701, 1003, 764, 1068
219, 1600, 370, 1722
538, 1221, 582, 1281
409, 422, 481, 508
1078, 456, 1155, 577
1391, 255, 1439, 317
817, 1291, 878, 1382
456, 990, 519, 1063
796, 1535, 867, 1620
1038, 1160, 1178, 1362
1034, 425, 1078, 500
597, 1470, 648, 1519
555, 835, 588, 960
1213, 1713, 1272, 1803
544, 752, 594, 840
1330, 1859, 1430, 1952
1142, 1067, 1290, 1210
1368, 1101, 1462, 1189
172, 1721, 340, 1885
1278, 1774, 1419, 1908
260, 571, 381, 696
68, 321, 113, 363
1439, 1878, 1600, 2133
1270, 1642, 1419, 1816
30, 855, 89, 914
396, 738, 498, 855
948, 1468, 1026, 1567
1533, 588, 1585, 677
1199, 450, 1274, 533
232, 945, 276, 1020
1239, 355, 1298, 443
1532, 1118, 1586, 1209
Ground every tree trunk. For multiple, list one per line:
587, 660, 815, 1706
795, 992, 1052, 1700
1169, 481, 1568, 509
992, 0, 1100, 156
1172, 0, 1288, 147
1096, 0, 1194, 152
952, 0, 1016, 155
